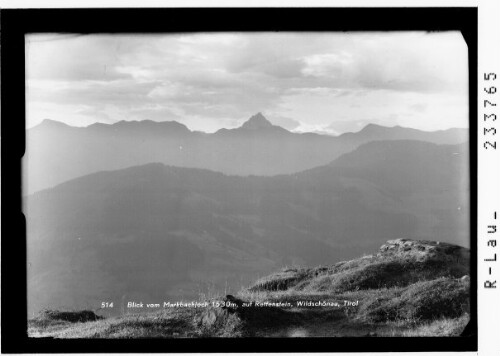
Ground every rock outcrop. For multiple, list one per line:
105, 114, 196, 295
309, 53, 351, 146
378, 238, 469, 264
250, 239, 470, 294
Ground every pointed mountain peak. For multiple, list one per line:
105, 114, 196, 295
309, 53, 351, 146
240, 113, 274, 130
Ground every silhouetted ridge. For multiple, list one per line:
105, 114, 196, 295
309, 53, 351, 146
359, 123, 391, 133
36, 119, 72, 129
25, 114, 468, 194
88, 119, 190, 132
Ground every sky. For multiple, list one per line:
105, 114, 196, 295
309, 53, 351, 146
26, 32, 469, 134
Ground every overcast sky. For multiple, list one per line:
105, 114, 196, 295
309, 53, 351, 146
26, 32, 468, 134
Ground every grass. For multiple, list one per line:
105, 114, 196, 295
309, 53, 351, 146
29, 278, 469, 338
250, 251, 468, 295
28, 309, 104, 335
354, 277, 469, 323
377, 314, 470, 337
30, 308, 209, 338
28, 239, 471, 338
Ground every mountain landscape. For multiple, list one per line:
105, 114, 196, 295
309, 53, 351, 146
24, 113, 468, 194
22, 31, 472, 341
25, 117, 470, 318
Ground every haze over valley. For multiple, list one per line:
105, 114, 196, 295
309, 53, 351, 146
25, 115, 469, 315
24, 113, 467, 194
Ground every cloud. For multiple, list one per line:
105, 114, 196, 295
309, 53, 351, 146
291, 122, 335, 135
302, 52, 353, 78
26, 32, 468, 132
325, 119, 387, 134
26, 35, 136, 82
267, 115, 301, 130
408, 103, 428, 113
28, 79, 160, 108
298, 32, 467, 94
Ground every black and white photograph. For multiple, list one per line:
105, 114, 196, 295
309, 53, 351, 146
23, 30, 471, 338
3, 4, 497, 354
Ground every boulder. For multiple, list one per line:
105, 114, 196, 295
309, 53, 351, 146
378, 239, 469, 264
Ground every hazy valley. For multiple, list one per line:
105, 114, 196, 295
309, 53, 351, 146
24, 113, 468, 194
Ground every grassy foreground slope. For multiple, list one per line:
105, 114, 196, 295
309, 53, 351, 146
28, 239, 470, 338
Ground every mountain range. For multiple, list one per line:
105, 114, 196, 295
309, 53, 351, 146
24, 113, 468, 194
25, 136, 469, 315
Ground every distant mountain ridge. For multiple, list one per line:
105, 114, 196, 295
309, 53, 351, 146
339, 123, 468, 143
25, 113, 469, 194
33, 116, 466, 139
